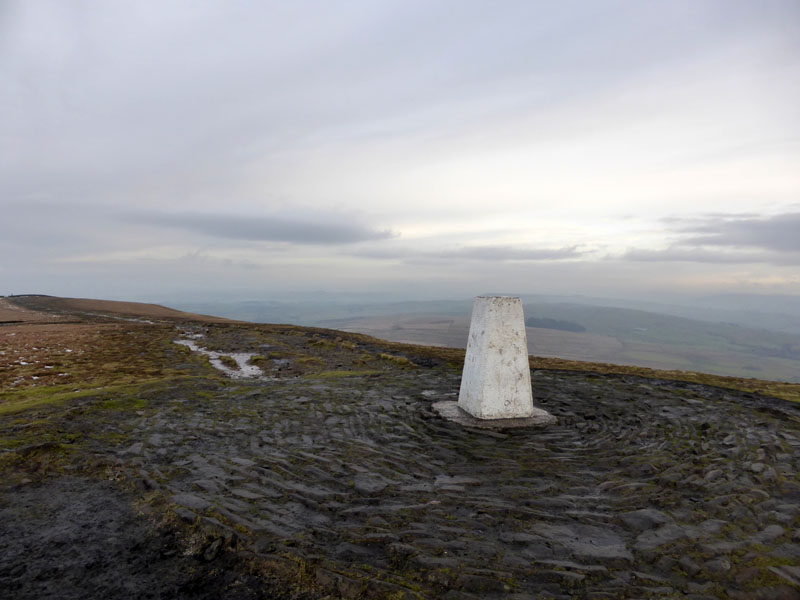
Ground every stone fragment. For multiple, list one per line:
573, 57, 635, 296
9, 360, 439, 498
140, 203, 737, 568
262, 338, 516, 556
353, 474, 387, 495
619, 508, 673, 531
536, 559, 609, 574
455, 573, 509, 593
762, 466, 779, 481
499, 531, 543, 544
704, 557, 731, 574
699, 540, 745, 554
633, 571, 670, 584
173, 507, 197, 524
697, 519, 727, 535
753, 524, 786, 544
202, 538, 223, 561
771, 543, 800, 560
540, 569, 586, 583
434, 475, 481, 487
123, 442, 143, 455
172, 493, 211, 511
192, 479, 220, 493
412, 554, 460, 570
533, 523, 634, 565
769, 565, 800, 587
679, 555, 701, 576
231, 488, 263, 500
387, 543, 417, 559
635, 524, 693, 551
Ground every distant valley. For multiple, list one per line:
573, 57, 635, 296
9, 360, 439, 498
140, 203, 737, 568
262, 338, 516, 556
173, 296, 800, 382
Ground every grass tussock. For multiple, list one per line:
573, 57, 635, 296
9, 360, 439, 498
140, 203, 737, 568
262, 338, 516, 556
297, 356, 324, 366
377, 353, 415, 367
218, 355, 239, 370
309, 370, 382, 379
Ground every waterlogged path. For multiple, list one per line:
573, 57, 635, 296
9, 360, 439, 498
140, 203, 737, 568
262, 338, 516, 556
174, 337, 263, 379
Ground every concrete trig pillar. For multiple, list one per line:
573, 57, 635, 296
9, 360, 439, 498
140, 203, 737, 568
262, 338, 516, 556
458, 296, 535, 419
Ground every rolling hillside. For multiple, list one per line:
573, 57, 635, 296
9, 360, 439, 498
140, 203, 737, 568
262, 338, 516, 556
325, 303, 800, 382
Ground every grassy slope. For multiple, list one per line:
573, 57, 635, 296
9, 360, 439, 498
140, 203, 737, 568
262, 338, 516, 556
2, 295, 799, 414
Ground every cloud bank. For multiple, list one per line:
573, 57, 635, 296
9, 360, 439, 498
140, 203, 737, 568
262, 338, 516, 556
678, 213, 800, 253
128, 212, 394, 245
622, 213, 800, 266
1, 1, 798, 300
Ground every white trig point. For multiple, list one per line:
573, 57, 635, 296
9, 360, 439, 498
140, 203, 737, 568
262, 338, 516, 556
431, 295, 555, 428
458, 296, 535, 418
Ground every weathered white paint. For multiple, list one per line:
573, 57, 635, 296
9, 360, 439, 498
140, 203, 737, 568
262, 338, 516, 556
458, 296, 534, 419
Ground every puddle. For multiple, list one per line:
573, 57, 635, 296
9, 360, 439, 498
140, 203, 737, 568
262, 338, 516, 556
174, 339, 262, 379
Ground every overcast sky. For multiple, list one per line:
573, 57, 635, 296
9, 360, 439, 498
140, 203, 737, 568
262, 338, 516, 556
1, 0, 799, 302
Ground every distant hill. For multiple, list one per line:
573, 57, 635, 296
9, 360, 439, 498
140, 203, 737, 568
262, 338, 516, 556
520, 302, 800, 361
304, 302, 800, 383
6, 295, 234, 323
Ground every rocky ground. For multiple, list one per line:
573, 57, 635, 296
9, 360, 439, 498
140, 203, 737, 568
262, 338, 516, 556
1, 296, 799, 599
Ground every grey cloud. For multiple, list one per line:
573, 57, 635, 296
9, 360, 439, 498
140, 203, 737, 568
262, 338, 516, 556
355, 245, 583, 262
621, 247, 800, 265
128, 212, 394, 245
620, 212, 800, 265
677, 213, 800, 252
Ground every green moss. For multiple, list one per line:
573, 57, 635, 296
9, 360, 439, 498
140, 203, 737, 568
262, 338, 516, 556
0, 385, 109, 416
0, 375, 200, 416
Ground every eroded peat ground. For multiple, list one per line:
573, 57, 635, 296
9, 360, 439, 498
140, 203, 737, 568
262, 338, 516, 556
1, 296, 800, 599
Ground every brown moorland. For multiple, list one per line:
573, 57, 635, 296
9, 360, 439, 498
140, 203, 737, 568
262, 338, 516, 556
9, 295, 235, 323
2, 295, 800, 600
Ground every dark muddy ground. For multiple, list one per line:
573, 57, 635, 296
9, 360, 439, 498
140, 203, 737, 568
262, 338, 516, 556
0, 476, 312, 600
2, 312, 800, 599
